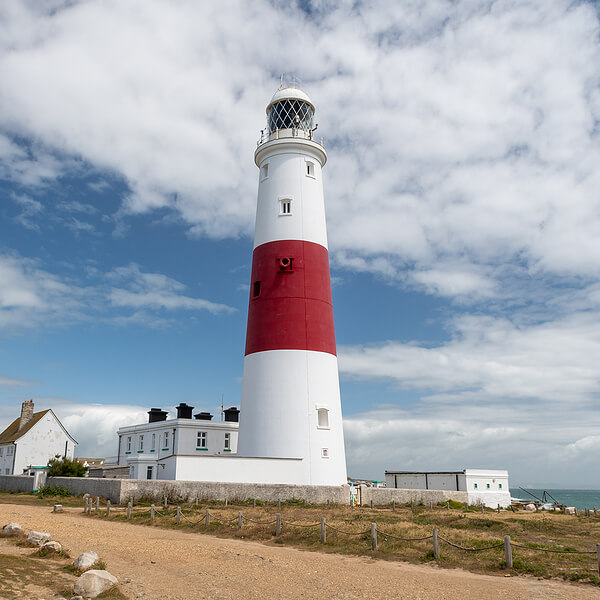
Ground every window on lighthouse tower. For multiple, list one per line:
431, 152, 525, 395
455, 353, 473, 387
280, 199, 292, 215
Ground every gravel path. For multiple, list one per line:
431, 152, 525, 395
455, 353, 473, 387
1, 503, 598, 600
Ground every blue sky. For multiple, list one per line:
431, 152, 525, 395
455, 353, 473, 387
1, 0, 600, 488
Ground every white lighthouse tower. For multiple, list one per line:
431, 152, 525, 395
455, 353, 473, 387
237, 82, 347, 486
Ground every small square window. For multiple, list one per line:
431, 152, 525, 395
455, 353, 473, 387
197, 431, 207, 449
280, 199, 292, 215
253, 281, 261, 298
224, 433, 231, 450
146, 466, 153, 480
317, 408, 329, 428
321, 448, 329, 458
306, 161, 315, 177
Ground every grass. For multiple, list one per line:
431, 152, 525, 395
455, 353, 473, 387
2, 492, 599, 587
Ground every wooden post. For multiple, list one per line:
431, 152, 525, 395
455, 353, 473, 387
150, 504, 155, 522
504, 536, 512, 569
164, 496, 168, 509
238, 511, 243, 529
225, 498, 228, 507
596, 544, 600, 577
370, 500, 374, 509
465, 502, 469, 511
205, 508, 210, 526
410, 500, 414, 512
253, 498, 256, 508
392, 500, 396, 512
497, 505, 500, 513
371, 523, 377, 550
433, 528, 440, 560
430, 501, 433, 510
106, 500, 111, 517
563, 507, 567, 515
481, 504, 484, 513
320, 517, 326, 544
447, 501, 450, 510
276, 513, 281, 537
127, 501, 132, 520
95, 497, 100, 512
278, 500, 281, 509
594, 507, 598, 517
176, 506, 181, 524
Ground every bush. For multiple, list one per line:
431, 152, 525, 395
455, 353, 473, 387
47, 455, 88, 477
37, 485, 72, 498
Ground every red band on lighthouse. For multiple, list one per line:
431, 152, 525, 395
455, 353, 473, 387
245, 239, 336, 356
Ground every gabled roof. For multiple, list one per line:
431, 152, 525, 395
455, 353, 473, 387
0, 410, 51, 444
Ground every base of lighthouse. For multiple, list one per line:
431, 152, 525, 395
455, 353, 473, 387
238, 349, 347, 486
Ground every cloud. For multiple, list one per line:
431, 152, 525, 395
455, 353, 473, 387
108, 263, 236, 314
11, 192, 43, 231
0, 375, 35, 388
0, 254, 235, 331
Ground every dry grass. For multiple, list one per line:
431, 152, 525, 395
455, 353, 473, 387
94, 500, 600, 586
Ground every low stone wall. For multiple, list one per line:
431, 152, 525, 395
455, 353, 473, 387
119, 480, 350, 505
0, 475, 35, 494
360, 487, 468, 506
47, 477, 125, 502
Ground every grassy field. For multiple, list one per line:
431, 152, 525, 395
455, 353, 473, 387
2, 491, 600, 587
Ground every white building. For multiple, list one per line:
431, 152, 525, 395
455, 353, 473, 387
0, 400, 77, 475
116, 404, 240, 480
385, 469, 511, 508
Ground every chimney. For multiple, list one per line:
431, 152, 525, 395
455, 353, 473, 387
18, 400, 35, 430
224, 406, 240, 423
194, 412, 213, 421
175, 403, 194, 419
147, 408, 168, 423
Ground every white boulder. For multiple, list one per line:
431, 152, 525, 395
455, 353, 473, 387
565, 506, 576, 515
525, 503, 536, 511
73, 550, 99, 570
28, 530, 52, 545
2, 522, 22, 535
73, 570, 118, 598
41, 540, 62, 553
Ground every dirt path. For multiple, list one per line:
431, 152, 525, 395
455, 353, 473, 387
1, 503, 599, 600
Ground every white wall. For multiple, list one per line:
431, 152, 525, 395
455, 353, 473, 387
12, 412, 75, 474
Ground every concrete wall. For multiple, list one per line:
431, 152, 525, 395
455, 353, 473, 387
360, 486, 468, 506
0, 474, 34, 493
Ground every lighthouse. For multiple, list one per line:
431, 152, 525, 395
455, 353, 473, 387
237, 83, 347, 486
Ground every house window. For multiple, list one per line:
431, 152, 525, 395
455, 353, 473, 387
127, 437, 132, 452
163, 431, 170, 450
0, 447, 3, 457
197, 431, 207, 449
253, 281, 261, 298
261, 164, 269, 179
280, 199, 292, 215
146, 466, 153, 480
5, 469, 9, 475
474, 483, 478, 489
499, 483, 502, 489
139, 435, 144, 452
151, 433, 156, 451
224, 433, 231, 450
321, 448, 329, 458
306, 161, 315, 177
317, 408, 329, 429
7, 446, 14, 456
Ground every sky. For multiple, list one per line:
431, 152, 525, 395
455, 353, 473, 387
1, 0, 599, 489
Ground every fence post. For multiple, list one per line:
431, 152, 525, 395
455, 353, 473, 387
392, 500, 395, 512
481, 504, 484, 513
253, 498, 256, 508
320, 518, 326, 544
225, 498, 228, 507
370, 500, 374, 509
410, 500, 414, 512
176, 506, 181, 524
447, 501, 450, 510
465, 502, 469, 511
106, 500, 111, 517
127, 501, 132, 520
433, 528, 439, 560
276, 513, 281, 537
150, 504, 155, 522
205, 508, 210, 526
238, 511, 243, 529
504, 536, 512, 569
164, 496, 168, 509
95, 497, 100, 513
278, 500, 281, 509
430, 501, 433, 510
371, 523, 377, 550
596, 544, 600, 577
497, 505, 500, 513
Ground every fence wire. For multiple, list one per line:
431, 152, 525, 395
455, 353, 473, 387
438, 536, 504, 551
376, 529, 433, 542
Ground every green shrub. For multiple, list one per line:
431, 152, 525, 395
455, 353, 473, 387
47, 455, 88, 477
37, 485, 72, 498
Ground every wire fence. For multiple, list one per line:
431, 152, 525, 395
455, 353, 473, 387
82, 496, 600, 576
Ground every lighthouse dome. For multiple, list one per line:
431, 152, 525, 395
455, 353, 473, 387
266, 84, 315, 135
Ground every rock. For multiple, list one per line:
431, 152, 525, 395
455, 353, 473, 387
73, 550, 99, 570
42, 540, 62, 553
28, 530, 52, 545
73, 570, 118, 598
525, 503, 536, 511
71, 596, 84, 600
53, 504, 64, 513
565, 506, 576, 515
2, 522, 22, 535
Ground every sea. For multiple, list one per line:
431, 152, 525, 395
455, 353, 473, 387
510, 488, 600, 510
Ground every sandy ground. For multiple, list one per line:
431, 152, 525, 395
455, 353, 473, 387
1, 502, 599, 600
